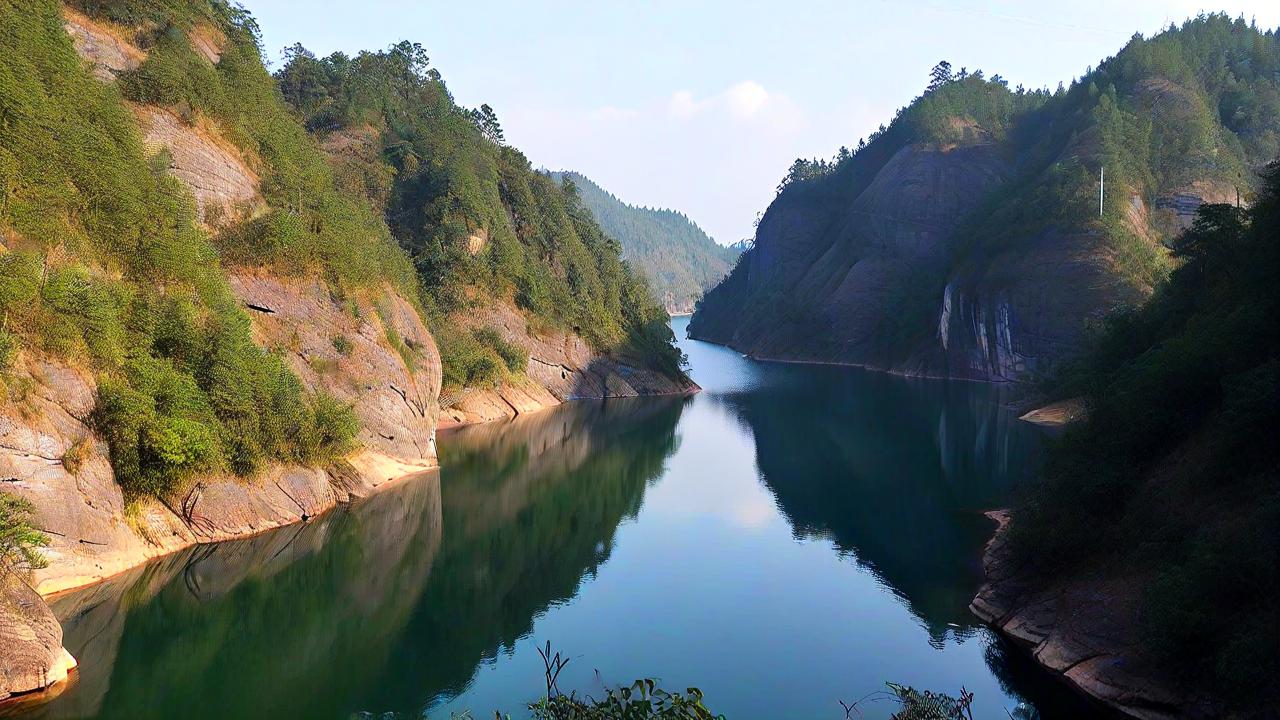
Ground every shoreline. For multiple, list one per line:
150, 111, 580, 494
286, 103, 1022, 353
35, 450, 438, 600
31, 387, 700, 598
436, 384, 699, 432
683, 330, 1028, 386
970, 511, 1201, 720
3, 384, 696, 704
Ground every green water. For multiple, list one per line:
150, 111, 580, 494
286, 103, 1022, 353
13, 316, 1095, 719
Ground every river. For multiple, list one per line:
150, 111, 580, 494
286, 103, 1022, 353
9, 316, 1093, 719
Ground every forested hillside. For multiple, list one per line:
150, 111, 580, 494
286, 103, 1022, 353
987, 166, 1280, 716
547, 172, 738, 314
0, 0, 419, 501
273, 45, 685, 388
0, 0, 689, 673
691, 15, 1280, 382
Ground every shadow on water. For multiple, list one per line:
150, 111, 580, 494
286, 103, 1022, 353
18, 396, 687, 720
709, 364, 1040, 645
671, 316, 1099, 718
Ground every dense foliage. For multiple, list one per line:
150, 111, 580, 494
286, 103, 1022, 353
274, 44, 683, 386
0, 492, 49, 572
105, 1, 416, 290
547, 172, 738, 314
1009, 164, 1280, 712
0, 0, 362, 500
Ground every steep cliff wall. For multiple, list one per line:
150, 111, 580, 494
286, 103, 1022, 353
692, 140, 1016, 375
691, 138, 1234, 381
692, 20, 1278, 381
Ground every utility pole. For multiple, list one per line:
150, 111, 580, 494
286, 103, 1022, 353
1099, 166, 1105, 218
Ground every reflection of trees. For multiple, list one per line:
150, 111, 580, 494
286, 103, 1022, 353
382, 395, 688, 714
712, 366, 1041, 645
30, 395, 686, 720
37, 471, 443, 720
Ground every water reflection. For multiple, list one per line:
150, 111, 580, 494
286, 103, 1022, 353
19, 396, 687, 720
8, 319, 1093, 720
32, 471, 443, 720
711, 366, 1041, 645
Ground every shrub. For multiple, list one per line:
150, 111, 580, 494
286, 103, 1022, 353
0, 492, 49, 571
0, 329, 17, 372
330, 334, 353, 356
61, 438, 91, 475
474, 327, 527, 374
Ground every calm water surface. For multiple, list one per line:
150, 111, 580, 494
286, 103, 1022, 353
12, 316, 1094, 719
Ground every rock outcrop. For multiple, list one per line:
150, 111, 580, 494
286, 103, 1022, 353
132, 105, 261, 225
692, 139, 1044, 379
61, 8, 143, 82
439, 302, 697, 427
0, 304, 439, 596
228, 271, 441, 464
1018, 397, 1088, 427
0, 570, 75, 700
970, 511, 1217, 720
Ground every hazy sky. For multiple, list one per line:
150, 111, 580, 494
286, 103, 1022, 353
245, 1, 1280, 245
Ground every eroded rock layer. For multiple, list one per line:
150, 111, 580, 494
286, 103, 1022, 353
970, 512, 1217, 720
439, 302, 697, 427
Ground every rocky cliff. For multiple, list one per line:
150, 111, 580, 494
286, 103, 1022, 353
692, 19, 1278, 381
0, 570, 76, 701
0, 9, 444, 603
0, 6, 447, 702
439, 302, 697, 427
970, 512, 1214, 720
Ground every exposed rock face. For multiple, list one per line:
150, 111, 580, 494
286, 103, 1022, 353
1019, 397, 1088, 427
0, 325, 437, 596
187, 24, 225, 64
0, 357, 194, 595
61, 8, 144, 82
132, 105, 261, 224
971, 512, 1217, 720
0, 570, 75, 700
228, 272, 441, 464
691, 98, 1249, 382
693, 141, 1028, 378
440, 302, 697, 427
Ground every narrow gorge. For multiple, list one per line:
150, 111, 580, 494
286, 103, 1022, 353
1, 0, 691, 701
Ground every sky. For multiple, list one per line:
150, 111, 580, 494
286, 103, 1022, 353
244, 1, 1280, 245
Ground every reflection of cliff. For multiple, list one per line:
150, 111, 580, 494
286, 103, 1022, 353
714, 367, 1040, 644
33, 472, 443, 720
20, 396, 685, 720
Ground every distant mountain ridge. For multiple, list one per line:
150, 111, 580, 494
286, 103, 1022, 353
691, 14, 1280, 381
549, 171, 740, 314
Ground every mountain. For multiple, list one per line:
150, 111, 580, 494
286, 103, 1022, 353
975, 166, 1280, 718
547, 171, 739, 314
274, 46, 693, 404
0, 0, 689, 693
691, 15, 1280, 381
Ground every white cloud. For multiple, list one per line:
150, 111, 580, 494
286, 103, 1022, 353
724, 80, 769, 117
664, 81, 804, 131
504, 80, 814, 244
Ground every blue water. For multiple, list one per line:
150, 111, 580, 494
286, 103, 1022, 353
19, 317, 1091, 719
